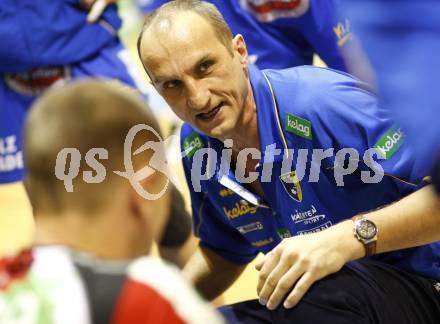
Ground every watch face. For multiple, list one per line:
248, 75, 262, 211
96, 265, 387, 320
356, 220, 377, 240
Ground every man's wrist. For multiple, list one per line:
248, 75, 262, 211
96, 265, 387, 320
352, 216, 378, 257
328, 220, 366, 262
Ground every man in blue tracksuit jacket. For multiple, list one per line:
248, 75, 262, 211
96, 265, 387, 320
181, 64, 436, 276
138, 1, 440, 322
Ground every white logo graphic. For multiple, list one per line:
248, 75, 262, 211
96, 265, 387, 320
55, 124, 183, 200
0, 135, 23, 172
291, 205, 326, 225
114, 124, 181, 200
287, 117, 311, 138
54, 125, 386, 200
237, 221, 264, 234
374, 128, 404, 159
297, 221, 333, 235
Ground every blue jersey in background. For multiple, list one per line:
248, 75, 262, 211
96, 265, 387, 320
137, 0, 352, 71
0, 0, 121, 72
341, 1, 440, 182
0, 1, 141, 183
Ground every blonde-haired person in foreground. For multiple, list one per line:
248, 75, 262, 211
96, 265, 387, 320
0, 80, 223, 324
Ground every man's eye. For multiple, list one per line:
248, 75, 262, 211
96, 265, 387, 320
199, 61, 213, 73
163, 80, 181, 89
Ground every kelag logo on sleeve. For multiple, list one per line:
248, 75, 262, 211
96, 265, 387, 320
373, 126, 404, 159
285, 113, 312, 140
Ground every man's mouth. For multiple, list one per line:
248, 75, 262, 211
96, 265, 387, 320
196, 102, 223, 122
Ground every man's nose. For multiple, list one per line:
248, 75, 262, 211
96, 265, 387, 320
186, 80, 210, 110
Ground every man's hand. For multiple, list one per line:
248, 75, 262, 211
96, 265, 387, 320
256, 185, 440, 310
256, 220, 364, 310
80, 0, 118, 23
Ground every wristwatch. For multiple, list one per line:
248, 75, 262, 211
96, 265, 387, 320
352, 216, 378, 257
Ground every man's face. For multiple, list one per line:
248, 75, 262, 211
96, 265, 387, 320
139, 12, 250, 139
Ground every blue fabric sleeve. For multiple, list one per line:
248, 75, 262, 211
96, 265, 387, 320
301, 0, 350, 71
307, 69, 431, 191
270, 67, 431, 195
0, 1, 121, 72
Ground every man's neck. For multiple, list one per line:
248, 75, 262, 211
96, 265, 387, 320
34, 211, 150, 260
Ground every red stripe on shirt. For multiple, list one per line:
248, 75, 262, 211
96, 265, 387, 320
112, 278, 185, 324
247, 0, 301, 14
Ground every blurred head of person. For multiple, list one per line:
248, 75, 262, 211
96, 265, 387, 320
24, 80, 171, 259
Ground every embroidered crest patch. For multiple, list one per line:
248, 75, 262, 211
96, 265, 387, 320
279, 170, 303, 202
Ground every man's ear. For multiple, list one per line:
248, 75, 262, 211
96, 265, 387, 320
129, 185, 143, 222
232, 34, 249, 65
138, 51, 156, 86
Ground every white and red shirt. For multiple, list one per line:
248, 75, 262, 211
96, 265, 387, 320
0, 246, 223, 324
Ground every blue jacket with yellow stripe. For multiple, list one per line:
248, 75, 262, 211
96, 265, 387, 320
180, 64, 439, 280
